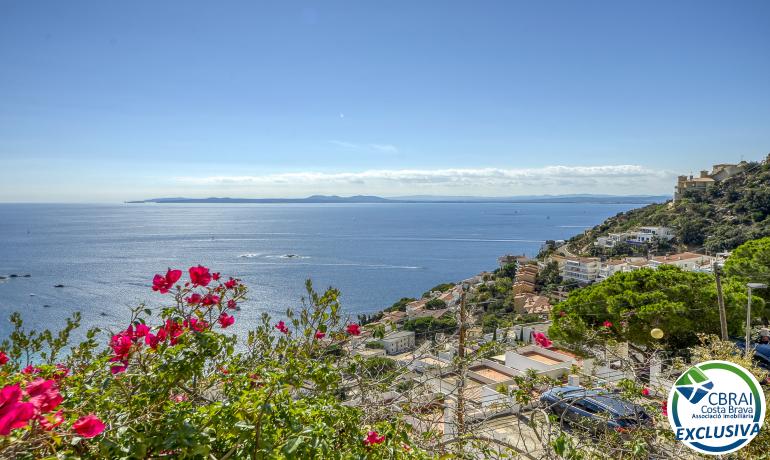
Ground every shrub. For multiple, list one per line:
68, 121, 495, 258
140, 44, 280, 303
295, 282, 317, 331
0, 266, 426, 459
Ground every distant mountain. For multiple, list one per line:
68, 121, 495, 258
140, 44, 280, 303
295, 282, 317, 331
126, 195, 391, 204
390, 194, 670, 204
127, 194, 671, 205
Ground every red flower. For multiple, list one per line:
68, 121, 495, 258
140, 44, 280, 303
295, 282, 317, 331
0, 351, 7, 366
0, 384, 35, 435
532, 332, 553, 348
38, 410, 63, 431
53, 364, 69, 380
276, 321, 289, 335
201, 294, 220, 306
641, 387, 650, 396
346, 324, 361, 336
152, 269, 182, 294
110, 333, 133, 361
110, 362, 127, 375
189, 265, 212, 287
134, 323, 150, 338
24, 379, 62, 414
186, 293, 202, 305
602, 321, 613, 328
363, 430, 385, 446
170, 393, 188, 403
145, 333, 160, 350
559, 311, 566, 317
184, 317, 209, 333
212, 272, 221, 281
218, 313, 235, 329
661, 401, 668, 416
161, 320, 184, 345
224, 278, 238, 289
72, 414, 105, 438
21, 365, 41, 375
315, 330, 326, 340
227, 300, 237, 310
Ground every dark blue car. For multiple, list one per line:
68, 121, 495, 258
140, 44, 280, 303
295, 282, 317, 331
731, 338, 770, 372
540, 386, 652, 433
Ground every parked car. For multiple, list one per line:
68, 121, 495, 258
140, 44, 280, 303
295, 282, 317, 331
731, 338, 770, 372
540, 386, 651, 433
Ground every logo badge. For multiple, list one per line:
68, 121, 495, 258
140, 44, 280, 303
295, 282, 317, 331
668, 360, 765, 455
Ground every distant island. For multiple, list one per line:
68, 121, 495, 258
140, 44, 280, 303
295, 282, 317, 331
127, 194, 670, 205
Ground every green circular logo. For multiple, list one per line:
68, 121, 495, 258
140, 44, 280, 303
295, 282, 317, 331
668, 360, 765, 455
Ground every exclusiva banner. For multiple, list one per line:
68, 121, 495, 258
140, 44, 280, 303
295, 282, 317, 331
668, 360, 766, 455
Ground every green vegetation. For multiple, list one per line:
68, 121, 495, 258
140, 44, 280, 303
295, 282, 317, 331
549, 265, 761, 352
385, 297, 416, 312
562, 159, 770, 255
365, 341, 385, 349
402, 316, 457, 336
424, 298, 447, 310
421, 283, 455, 298
494, 262, 517, 279
724, 236, 770, 305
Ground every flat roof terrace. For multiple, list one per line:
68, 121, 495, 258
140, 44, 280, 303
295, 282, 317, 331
470, 365, 515, 383
520, 351, 562, 365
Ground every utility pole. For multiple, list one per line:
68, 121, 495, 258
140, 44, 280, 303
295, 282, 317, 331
746, 283, 768, 357
714, 261, 728, 340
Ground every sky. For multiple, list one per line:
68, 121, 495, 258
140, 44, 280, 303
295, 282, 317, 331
1, 1, 769, 202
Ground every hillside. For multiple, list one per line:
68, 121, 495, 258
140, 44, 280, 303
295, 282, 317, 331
565, 156, 770, 255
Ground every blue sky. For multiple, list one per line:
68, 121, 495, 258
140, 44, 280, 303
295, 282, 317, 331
1, 1, 769, 201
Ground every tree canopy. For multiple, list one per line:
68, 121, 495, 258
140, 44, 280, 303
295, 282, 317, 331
549, 266, 761, 351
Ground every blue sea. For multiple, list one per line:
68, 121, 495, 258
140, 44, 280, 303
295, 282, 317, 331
0, 202, 638, 339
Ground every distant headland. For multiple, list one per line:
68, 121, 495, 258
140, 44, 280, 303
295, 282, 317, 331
126, 194, 670, 205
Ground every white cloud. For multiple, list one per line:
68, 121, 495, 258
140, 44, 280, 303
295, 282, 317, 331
174, 165, 676, 196
329, 141, 399, 154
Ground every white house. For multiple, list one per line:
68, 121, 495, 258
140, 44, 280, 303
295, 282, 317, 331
628, 226, 675, 244
561, 257, 601, 284
381, 330, 416, 355
648, 252, 714, 271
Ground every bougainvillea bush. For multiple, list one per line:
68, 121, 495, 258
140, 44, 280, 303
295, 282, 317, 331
0, 266, 428, 459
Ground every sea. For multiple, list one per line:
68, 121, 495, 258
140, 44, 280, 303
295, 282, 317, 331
0, 202, 640, 340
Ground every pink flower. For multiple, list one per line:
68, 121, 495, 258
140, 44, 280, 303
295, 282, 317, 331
212, 272, 221, 281
53, 364, 69, 380
38, 410, 63, 431
184, 317, 209, 333
275, 321, 289, 335
661, 401, 668, 416
170, 393, 188, 403
133, 323, 150, 338
201, 294, 220, 306
21, 365, 41, 375
641, 387, 650, 396
346, 324, 361, 336
224, 278, 238, 289
218, 313, 235, 329
602, 321, 613, 328
532, 332, 553, 348
24, 379, 62, 414
72, 414, 105, 438
110, 360, 127, 375
110, 333, 133, 361
152, 269, 182, 294
145, 333, 160, 350
227, 300, 237, 310
0, 384, 35, 435
363, 430, 385, 446
186, 293, 202, 305
189, 265, 212, 287
0, 351, 7, 366
315, 330, 326, 340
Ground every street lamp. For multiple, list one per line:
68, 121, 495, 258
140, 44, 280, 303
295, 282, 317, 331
746, 282, 768, 356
